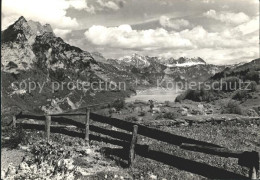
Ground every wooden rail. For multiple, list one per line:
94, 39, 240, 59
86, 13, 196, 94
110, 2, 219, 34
13, 110, 259, 179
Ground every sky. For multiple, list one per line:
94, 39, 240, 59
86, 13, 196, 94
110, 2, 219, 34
2, 0, 260, 65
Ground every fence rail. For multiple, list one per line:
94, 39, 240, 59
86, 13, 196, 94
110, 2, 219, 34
12, 109, 259, 179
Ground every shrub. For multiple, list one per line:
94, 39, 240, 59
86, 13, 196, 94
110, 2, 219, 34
139, 111, 146, 116
245, 70, 260, 83
232, 90, 247, 101
131, 67, 140, 74
112, 99, 125, 111
175, 93, 185, 102
222, 100, 243, 115
248, 81, 257, 92
164, 112, 179, 119
125, 116, 138, 122
156, 112, 178, 120
165, 101, 170, 107
252, 107, 260, 116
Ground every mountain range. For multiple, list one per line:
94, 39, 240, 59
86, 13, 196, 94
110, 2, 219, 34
1, 16, 254, 118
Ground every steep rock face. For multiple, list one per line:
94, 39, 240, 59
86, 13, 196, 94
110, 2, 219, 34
1, 16, 132, 116
1, 42, 36, 72
2, 16, 54, 45
91, 52, 109, 64
32, 32, 95, 71
1, 16, 96, 75
27, 20, 53, 37
1, 16, 55, 72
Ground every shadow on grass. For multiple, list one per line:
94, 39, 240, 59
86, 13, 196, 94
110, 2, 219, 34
18, 124, 247, 179
1, 127, 26, 149
101, 145, 247, 180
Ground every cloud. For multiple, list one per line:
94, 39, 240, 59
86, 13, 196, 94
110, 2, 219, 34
187, 0, 215, 3
159, 16, 190, 30
233, 16, 259, 35
81, 0, 125, 14
84, 23, 253, 50
53, 29, 72, 38
180, 25, 254, 49
202, 0, 215, 3
97, 0, 120, 10
2, 0, 124, 29
221, 16, 259, 41
2, 0, 82, 30
84, 25, 193, 49
203, 9, 250, 25
238, 0, 259, 4
69, 0, 88, 10
2, 14, 21, 30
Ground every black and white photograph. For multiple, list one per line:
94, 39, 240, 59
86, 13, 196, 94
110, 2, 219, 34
1, 0, 260, 179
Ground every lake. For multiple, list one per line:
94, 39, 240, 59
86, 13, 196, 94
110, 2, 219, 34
125, 88, 182, 103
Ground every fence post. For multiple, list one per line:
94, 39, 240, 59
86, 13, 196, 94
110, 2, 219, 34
129, 125, 138, 167
249, 151, 259, 180
12, 115, 17, 128
249, 166, 257, 180
85, 108, 90, 145
45, 115, 51, 142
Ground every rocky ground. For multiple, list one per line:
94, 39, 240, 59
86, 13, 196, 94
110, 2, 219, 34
1, 127, 132, 180
2, 98, 260, 180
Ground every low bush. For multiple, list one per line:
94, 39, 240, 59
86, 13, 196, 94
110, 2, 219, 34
112, 99, 125, 111
245, 70, 259, 83
156, 112, 179, 120
175, 93, 186, 102
252, 106, 260, 116
248, 81, 257, 91
139, 111, 146, 116
222, 100, 244, 115
164, 101, 170, 107
232, 90, 248, 101
125, 116, 138, 122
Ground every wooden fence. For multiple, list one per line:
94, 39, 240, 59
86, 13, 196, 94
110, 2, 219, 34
12, 109, 259, 179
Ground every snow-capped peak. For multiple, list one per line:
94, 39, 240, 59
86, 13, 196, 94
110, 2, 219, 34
164, 57, 206, 67
118, 53, 150, 67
